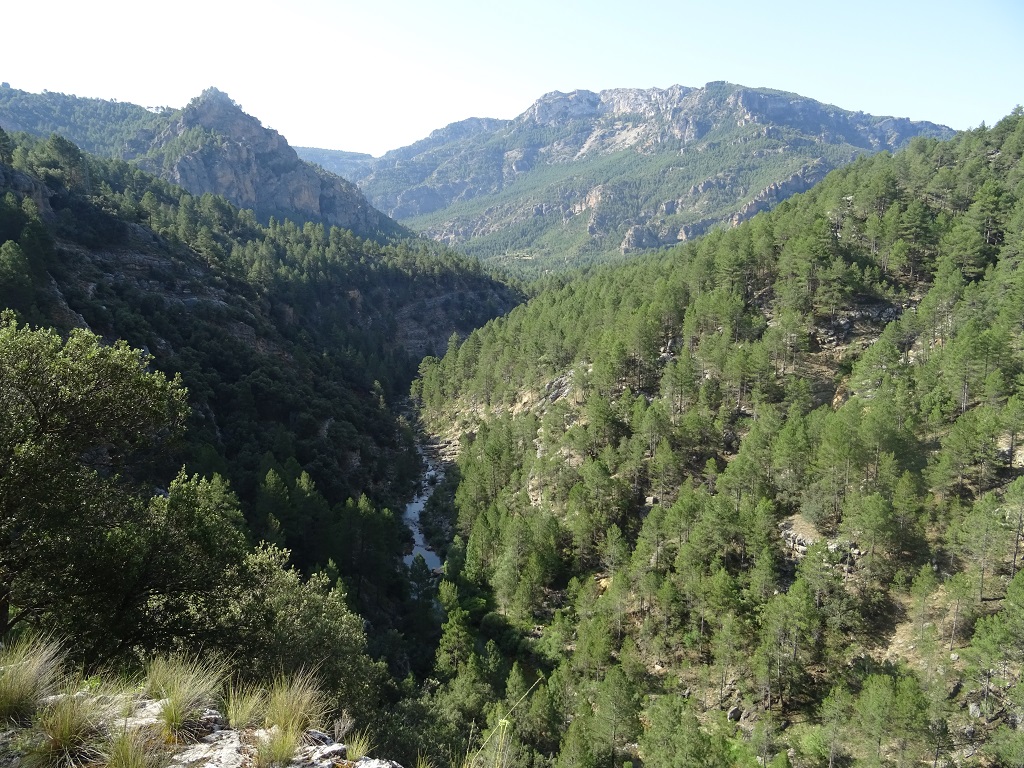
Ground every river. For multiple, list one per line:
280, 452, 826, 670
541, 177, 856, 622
402, 454, 443, 572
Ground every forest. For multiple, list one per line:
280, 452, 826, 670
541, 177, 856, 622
2, 100, 1024, 768
412, 109, 1024, 767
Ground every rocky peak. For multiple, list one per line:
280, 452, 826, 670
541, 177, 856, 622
523, 90, 602, 125
134, 90, 399, 239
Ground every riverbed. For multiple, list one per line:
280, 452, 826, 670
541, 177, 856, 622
402, 455, 443, 572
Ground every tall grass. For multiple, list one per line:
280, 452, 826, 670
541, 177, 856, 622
344, 728, 374, 762
263, 670, 328, 735
144, 654, 227, 742
0, 635, 65, 724
223, 682, 267, 730
254, 728, 299, 768
24, 682, 111, 768
104, 728, 169, 768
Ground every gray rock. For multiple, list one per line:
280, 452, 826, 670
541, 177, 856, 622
969, 702, 982, 719
303, 729, 333, 746
135, 88, 396, 240
355, 759, 405, 768
170, 729, 243, 768
292, 743, 347, 767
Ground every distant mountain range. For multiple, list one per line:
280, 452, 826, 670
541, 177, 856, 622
297, 82, 954, 273
0, 82, 954, 275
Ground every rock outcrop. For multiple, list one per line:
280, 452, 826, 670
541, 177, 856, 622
0, 695, 405, 768
135, 89, 400, 240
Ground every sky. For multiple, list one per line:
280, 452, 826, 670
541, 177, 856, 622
2, 0, 1021, 157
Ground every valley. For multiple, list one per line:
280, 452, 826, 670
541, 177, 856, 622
1, 80, 1023, 768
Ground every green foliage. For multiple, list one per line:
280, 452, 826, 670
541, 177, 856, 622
638, 697, 732, 768
0, 636, 65, 725
410, 108, 1024, 768
212, 546, 382, 721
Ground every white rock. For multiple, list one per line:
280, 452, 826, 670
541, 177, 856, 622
356, 759, 405, 768
170, 729, 244, 768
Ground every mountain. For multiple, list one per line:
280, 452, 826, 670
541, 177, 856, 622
0, 86, 401, 241
409, 111, 1024, 765
341, 82, 954, 274
294, 146, 375, 179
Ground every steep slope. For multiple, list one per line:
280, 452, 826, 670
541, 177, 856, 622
407, 113, 1024, 766
0, 86, 402, 241
0, 127, 521, 651
354, 82, 954, 273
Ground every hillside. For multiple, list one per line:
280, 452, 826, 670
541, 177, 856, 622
409, 110, 1024, 766
343, 82, 953, 275
0, 125, 521, 696
0, 86, 401, 241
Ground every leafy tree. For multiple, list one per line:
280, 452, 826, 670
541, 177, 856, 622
217, 544, 384, 720
0, 313, 187, 639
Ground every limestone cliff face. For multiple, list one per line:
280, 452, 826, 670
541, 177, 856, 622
138, 89, 399, 240
351, 82, 954, 266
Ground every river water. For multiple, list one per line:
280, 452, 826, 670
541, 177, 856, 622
402, 456, 443, 572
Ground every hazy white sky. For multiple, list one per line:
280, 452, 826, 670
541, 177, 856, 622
2, 0, 1021, 156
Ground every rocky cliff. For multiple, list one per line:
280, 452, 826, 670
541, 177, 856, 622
135, 89, 401, 240
347, 82, 954, 271
0, 87, 402, 242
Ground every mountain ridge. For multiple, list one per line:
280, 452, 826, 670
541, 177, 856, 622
306, 81, 954, 273
0, 86, 403, 241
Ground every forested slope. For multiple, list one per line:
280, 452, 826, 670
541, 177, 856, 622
356, 82, 953, 275
0, 125, 520, 706
410, 109, 1024, 766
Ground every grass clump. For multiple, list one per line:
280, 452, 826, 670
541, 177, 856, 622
254, 727, 299, 768
24, 683, 111, 768
0, 635, 65, 724
344, 728, 373, 762
263, 670, 328, 735
144, 654, 227, 742
103, 728, 169, 768
223, 682, 267, 730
